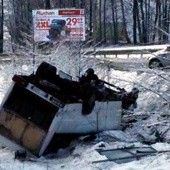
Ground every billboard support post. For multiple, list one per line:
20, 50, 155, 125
32, 41, 37, 74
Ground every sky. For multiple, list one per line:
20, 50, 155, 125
0, 49, 170, 170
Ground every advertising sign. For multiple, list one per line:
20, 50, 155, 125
32, 9, 85, 42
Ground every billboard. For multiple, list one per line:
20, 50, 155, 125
32, 9, 85, 42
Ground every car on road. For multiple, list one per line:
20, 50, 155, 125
148, 46, 170, 69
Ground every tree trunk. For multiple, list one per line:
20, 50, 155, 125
167, 0, 170, 42
0, 0, 3, 53
152, 0, 159, 41
99, 0, 102, 42
111, 0, 118, 44
133, 0, 138, 44
162, 0, 168, 41
45, 0, 51, 9
103, 0, 106, 43
140, 0, 147, 43
120, 0, 131, 44
93, 0, 97, 46
158, 0, 162, 42
89, 0, 93, 42
146, 0, 151, 42
136, 0, 142, 43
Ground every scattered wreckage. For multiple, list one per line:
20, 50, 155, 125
0, 62, 139, 157
94, 145, 170, 164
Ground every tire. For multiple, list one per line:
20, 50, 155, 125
36, 62, 57, 78
148, 59, 163, 69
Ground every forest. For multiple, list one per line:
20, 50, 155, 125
0, 0, 169, 53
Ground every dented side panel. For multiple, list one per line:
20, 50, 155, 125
54, 101, 122, 134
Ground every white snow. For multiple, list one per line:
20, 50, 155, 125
0, 52, 170, 170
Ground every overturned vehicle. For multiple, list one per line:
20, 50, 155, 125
0, 62, 139, 157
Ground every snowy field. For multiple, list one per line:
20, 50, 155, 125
0, 55, 169, 170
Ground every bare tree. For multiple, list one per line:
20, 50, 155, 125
89, 0, 93, 43
98, 0, 102, 42
136, 0, 142, 43
103, 0, 107, 43
45, 0, 51, 9
0, 0, 3, 53
139, 0, 147, 43
133, 0, 138, 44
162, 0, 169, 42
111, 0, 118, 44
120, 0, 131, 44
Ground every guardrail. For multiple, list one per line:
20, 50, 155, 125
82, 44, 169, 58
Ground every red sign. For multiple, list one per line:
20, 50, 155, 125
59, 9, 84, 15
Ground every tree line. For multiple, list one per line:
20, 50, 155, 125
0, 0, 169, 53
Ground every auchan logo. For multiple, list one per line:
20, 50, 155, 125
36, 11, 55, 15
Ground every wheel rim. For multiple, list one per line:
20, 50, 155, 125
149, 60, 162, 68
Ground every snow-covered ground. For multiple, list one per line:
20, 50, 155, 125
0, 55, 169, 169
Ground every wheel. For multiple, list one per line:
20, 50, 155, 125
149, 59, 163, 69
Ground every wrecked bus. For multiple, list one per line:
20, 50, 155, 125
0, 62, 138, 157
